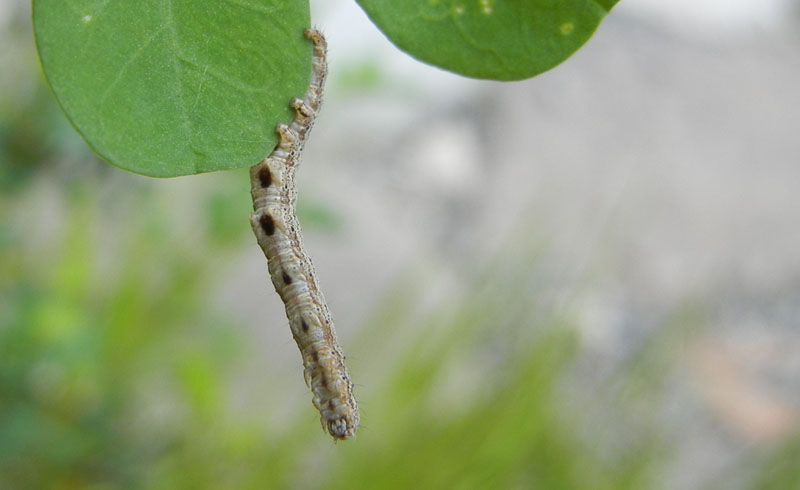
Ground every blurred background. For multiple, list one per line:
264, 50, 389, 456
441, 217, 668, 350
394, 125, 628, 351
2, 0, 800, 488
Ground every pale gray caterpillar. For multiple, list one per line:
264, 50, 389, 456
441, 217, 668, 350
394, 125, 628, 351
249, 29, 359, 440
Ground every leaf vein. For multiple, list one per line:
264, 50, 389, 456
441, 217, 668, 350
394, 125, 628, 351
163, 0, 195, 171
98, 24, 169, 108
176, 54, 270, 94
223, 0, 279, 16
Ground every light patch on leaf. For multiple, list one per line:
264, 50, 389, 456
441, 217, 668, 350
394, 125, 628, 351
479, 0, 493, 15
453, 4, 465, 15
559, 22, 575, 35
82, 14, 92, 23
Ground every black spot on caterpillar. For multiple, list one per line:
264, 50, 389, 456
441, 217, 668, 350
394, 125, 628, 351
259, 213, 275, 236
258, 167, 272, 188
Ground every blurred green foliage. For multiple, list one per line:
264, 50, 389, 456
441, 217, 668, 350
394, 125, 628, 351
0, 174, 241, 488
0, 157, 662, 488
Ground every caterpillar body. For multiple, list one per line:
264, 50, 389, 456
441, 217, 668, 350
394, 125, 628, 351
249, 29, 359, 440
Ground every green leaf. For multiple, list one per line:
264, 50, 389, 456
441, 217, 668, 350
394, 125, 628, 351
33, 0, 310, 177
355, 0, 618, 81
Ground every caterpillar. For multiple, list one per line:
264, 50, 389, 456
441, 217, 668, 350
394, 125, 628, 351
249, 29, 359, 440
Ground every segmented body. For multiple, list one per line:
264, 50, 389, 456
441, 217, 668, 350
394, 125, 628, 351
249, 29, 359, 440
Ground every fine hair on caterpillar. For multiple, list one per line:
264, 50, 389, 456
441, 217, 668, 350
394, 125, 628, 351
249, 29, 359, 440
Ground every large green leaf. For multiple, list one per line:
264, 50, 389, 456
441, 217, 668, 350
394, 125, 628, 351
33, 0, 310, 177
356, 0, 618, 81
